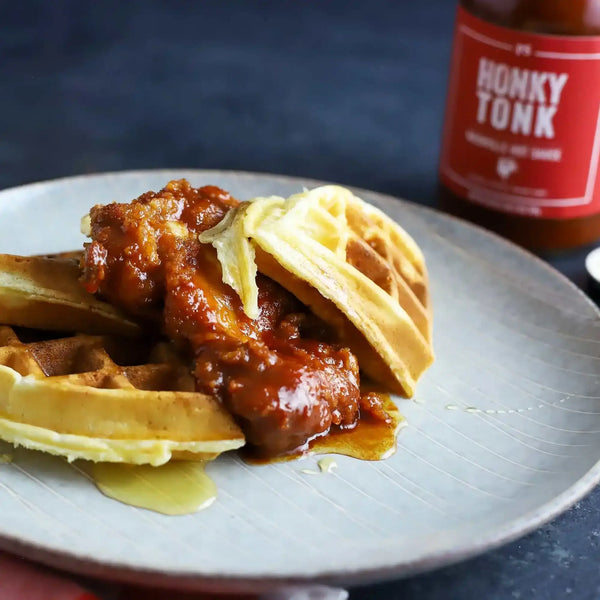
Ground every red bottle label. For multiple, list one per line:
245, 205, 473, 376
440, 6, 600, 219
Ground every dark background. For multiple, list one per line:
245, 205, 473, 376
1, 1, 599, 599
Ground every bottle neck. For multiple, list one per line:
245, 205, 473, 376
461, 0, 600, 35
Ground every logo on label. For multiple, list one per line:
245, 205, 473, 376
497, 157, 518, 180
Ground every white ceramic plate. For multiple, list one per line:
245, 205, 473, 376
0, 170, 599, 594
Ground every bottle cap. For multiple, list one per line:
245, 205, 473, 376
585, 247, 600, 303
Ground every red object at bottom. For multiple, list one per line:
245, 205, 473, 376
0, 552, 97, 600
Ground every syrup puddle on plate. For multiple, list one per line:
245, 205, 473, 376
82, 393, 404, 515
308, 393, 405, 461
247, 392, 406, 465
88, 460, 217, 515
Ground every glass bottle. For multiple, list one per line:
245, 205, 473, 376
439, 0, 600, 251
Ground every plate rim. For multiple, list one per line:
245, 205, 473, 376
0, 168, 599, 591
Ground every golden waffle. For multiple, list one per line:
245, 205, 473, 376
0, 253, 140, 336
0, 254, 244, 465
0, 325, 244, 465
200, 185, 434, 397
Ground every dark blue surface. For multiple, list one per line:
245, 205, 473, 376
1, 1, 599, 598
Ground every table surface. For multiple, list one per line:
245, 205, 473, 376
1, 1, 599, 598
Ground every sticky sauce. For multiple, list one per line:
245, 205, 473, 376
90, 460, 217, 515
87, 394, 403, 513
244, 393, 404, 466
308, 393, 404, 461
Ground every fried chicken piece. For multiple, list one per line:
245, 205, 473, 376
82, 180, 362, 455
82, 179, 238, 315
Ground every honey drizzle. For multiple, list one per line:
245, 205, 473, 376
90, 460, 217, 515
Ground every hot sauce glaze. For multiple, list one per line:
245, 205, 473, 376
245, 392, 404, 464
82, 180, 394, 458
310, 393, 403, 461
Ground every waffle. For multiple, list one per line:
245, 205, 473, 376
0, 325, 245, 465
200, 185, 434, 397
0, 254, 244, 465
0, 253, 140, 337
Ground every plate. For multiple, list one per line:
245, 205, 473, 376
0, 170, 599, 593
